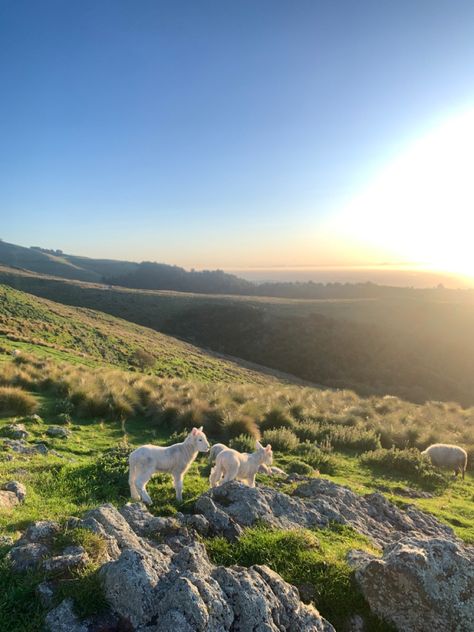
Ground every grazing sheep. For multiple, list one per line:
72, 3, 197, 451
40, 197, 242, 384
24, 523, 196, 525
129, 426, 210, 503
421, 443, 468, 480
209, 441, 273, 488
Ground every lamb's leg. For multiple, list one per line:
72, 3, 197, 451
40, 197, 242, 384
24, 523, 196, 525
173, 472, 184, 502
247, 474, 256, 488
128, 460, 141, 500
209, 465, 221, 488
136, 472, 153, 505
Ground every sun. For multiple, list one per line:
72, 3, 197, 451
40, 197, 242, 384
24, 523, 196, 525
326, 108, 474, 280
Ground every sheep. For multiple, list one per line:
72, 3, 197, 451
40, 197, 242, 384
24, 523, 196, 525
209, 441, 273, 488
209, 442, 227, 463
421, 443, 468, 480
129, 426, 210, 504
209, 442, 285, 476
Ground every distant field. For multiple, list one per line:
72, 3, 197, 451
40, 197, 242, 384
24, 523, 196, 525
1, 266, 474, 405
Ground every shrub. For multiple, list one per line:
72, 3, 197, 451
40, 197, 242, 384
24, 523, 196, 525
292, 442, 336, 474
286, 459, 314, 475
262, 428, 299, 452
0, 386, 38, 415
329, 427, 381, 453
260, 408, 295, 432
360, 447, 448, 488
229, 433, 255, 452
293, 421, 328, 443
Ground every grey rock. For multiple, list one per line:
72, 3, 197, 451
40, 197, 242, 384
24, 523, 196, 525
23, 413, 43, 424
23, 520, 60, 542
36, 580, 56, 608
350, 537, 474, 632
2, 438, 48, 456
0, 490, 20, 508
3, 423, 29, 440
3, 480, 27, 502
196, 480, 457, 548
8, 542, 50, 571
43, 546, 88, 574
45, 598, 87, 632
46, 426, 72, 439
0, 534, 14, 547
344, 613, 367, 632
90, 503, 334, 631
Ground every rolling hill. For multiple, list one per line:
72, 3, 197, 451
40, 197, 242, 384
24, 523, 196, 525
1, 265, 474, 405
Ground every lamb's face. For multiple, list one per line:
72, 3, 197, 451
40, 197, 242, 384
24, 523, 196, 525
191, 427, 210, 452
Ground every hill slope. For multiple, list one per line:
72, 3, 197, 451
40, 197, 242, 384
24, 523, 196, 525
1, 266, 474, 405
0, 284, 274, 384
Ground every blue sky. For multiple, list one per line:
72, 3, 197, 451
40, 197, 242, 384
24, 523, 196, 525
1, 1, 474, 269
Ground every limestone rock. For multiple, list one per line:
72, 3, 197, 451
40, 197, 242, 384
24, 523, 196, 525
46, 426, 72, 439
0, 490, 20, 509
350, 537, 474, 632
3, 423, 29, 440
197, 480, 457, 547
3, 480, 27, 502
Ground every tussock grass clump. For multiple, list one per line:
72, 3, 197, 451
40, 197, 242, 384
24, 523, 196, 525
262, 428, 299, 452
0, 385, 38, 415
259, 408, 295, 432
360, 447, 448, 488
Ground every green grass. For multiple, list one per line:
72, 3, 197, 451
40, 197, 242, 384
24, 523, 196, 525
205, 524, 392, 631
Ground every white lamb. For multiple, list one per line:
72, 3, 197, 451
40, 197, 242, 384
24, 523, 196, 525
421, 443, 468, 480
128, 426, 210, 504
209, 443, 227, 463
209, 441, 273, 488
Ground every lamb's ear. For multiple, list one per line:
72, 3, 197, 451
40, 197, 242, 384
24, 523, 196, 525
191, 427, 198, 436
265, 444, 272, 452
255, 440, 263, 450
198, 426, 203, 432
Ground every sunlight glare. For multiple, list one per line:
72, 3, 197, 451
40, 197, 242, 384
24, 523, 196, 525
327, 108, 474, 280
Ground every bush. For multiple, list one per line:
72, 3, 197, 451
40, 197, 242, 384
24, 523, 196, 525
229, 433, 256, 452
293, 421, 328, 443
286, 459, 314, 475
329, 427, 381, 453
260, 408, 295, 432
262, 427, 299, 452
360, 447, 447, 488
223, 416, 260, 441
0, 386, 38, 415
292, 442, 336, 474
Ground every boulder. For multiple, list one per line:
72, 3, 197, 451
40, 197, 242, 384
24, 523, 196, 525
196, 480, 457, 547
0, 490, 20, 509
8, 542, 50, 572
43, 546, 89, 575
2, 438, 48, 456
350, 537, 474, 632
45, 598, 88, 632
42, 503, 334, 632
3, 423, 29, 440
46, 426, 72, 439
3, 480, 27, 502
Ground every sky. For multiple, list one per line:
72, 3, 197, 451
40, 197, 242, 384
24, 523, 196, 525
1, 0, 474, 280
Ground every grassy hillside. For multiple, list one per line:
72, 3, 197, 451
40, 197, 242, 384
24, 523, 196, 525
0, 284, 274, 384
1, 266, 474, 405
0, 347, 473, 631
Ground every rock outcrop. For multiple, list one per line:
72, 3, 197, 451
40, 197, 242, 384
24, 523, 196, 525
44, 503, 334, 632
349, 537, 474, 632
197, 479, 457, 546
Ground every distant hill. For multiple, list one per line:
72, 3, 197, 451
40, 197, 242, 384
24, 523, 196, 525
0, 240, 253, 295
0, 283, 273, 384
1, 265, 474, 405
